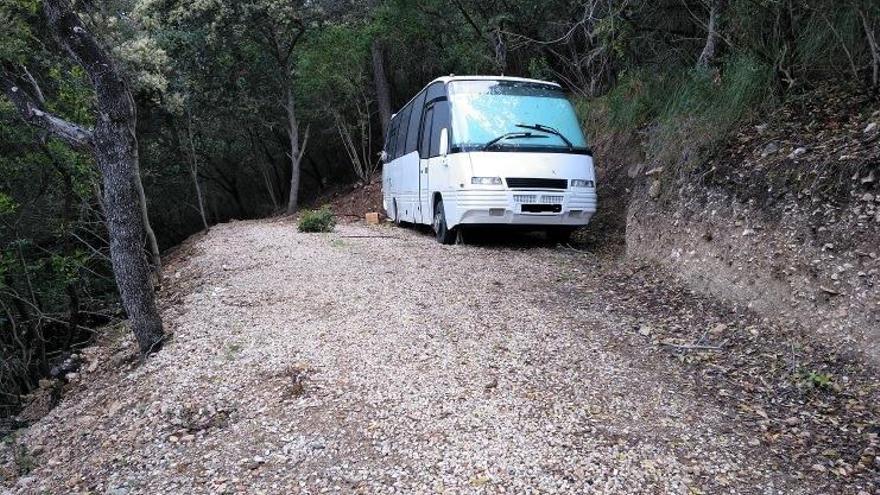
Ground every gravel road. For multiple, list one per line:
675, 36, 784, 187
5, 220, 877, 494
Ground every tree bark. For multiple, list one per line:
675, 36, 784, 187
136, 163, 162, 280
697, 0, 727, 69
371, 40, 392, 141
285, 82, 302, 215
861, 9, 880, 87
185, 109, 210, 231
2, 0, 165, 355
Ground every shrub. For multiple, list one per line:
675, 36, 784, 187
298, 207, 336, 233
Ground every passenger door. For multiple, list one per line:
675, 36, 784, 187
417, 106, 434, 224
421, 101, 452, 226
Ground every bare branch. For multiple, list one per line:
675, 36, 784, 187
1, 67, 94, 150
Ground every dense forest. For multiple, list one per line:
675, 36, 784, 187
1, 0, 878, 417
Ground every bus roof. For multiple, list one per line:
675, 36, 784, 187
428, 75, 561, 87
390, 75, 562, 119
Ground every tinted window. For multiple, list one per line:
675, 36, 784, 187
425, 82, 445, 103
429, 101, 451, 158
419, 107, 434, 157
386, 117, 399, 160
406, 92, 426, 154
394, 106, 411, 159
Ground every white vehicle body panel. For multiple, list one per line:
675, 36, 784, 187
382, 75, 597, 232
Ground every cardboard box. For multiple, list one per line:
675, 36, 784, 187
365, 212, 380, 225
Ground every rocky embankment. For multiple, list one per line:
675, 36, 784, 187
627, 86, 880, 364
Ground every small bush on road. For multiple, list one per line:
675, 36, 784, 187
298, 207, 336, 233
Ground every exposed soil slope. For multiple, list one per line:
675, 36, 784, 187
2, 221, 878, 494
627, 85, 880, 364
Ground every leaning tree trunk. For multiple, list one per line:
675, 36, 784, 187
185, 109, 209, 231
285, 82, 302, 215
97, 114, 165, 354
371, 40, 392, 141
862, 9, 880, 87
697, 0, 727, 69
135, 162, 162, 279
1, 0, 165, 355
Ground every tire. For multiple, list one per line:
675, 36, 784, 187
433, 198, 456, 245
392, 199, 401, 227
547, 227, 575, 244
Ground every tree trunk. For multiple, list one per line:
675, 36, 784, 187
697, 0, 727, 69
861, 9, 880, 87
20, 0, 165, 355
371, 40, 392, 142
135, 163, 162, 279
97, 122, 165, 354
186, 109, 209, 231
285, 82, 302, 215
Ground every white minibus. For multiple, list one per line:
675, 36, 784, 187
381, 76, 597, 244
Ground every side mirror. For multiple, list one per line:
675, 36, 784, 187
439, 128, 449, 157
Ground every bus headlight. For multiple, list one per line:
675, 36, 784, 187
471, 177, 502, 186
571, 179, 595, 188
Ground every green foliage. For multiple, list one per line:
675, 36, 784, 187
13, 443, 35, 475
298, 207, 335, 233
804, 370, 834, 390
0, 0, 39, 62
0, 193, 16, 215
582, 54, 776, 170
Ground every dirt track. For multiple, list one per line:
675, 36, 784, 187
3, 220, 878, 494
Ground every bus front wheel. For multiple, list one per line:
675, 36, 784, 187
392, 199, 401, 227
433, 199, 456, 245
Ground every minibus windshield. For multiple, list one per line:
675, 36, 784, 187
448, 80, 588, 153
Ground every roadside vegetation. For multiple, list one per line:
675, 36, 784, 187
1, 0, 878, 428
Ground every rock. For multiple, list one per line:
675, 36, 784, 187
865, 122, 878, 134
761, 142, 780, 157
862, 193, 875, 202
484, 377, 498, 390
784, 416, 801, 426
181, 434, 196, 443
648, 180, 661, 200
861, 171, 876, 184
742, 228, 755, 237
645, 167, 664, 176
789, 147, 808, 158
709, 323, 727, 336
638, 325, 652, 337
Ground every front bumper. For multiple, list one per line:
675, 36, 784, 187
449, 189, 597, 226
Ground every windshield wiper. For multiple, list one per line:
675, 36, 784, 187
483, 132, 547, 151
515, 123, 574, 149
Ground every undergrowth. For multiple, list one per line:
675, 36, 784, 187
298, 206, 336, 233
579, 55, 776, 171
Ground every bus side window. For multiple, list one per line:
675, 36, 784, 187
406, 92, 427, 155
395, 106, 411, 159
419, 106, 434, 158
429, 101, 450, 158
387, 118, 399, 160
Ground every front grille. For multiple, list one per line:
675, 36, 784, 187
506, 178, 567, 189
513, 194, 537, 204
541, 195, 564, 204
